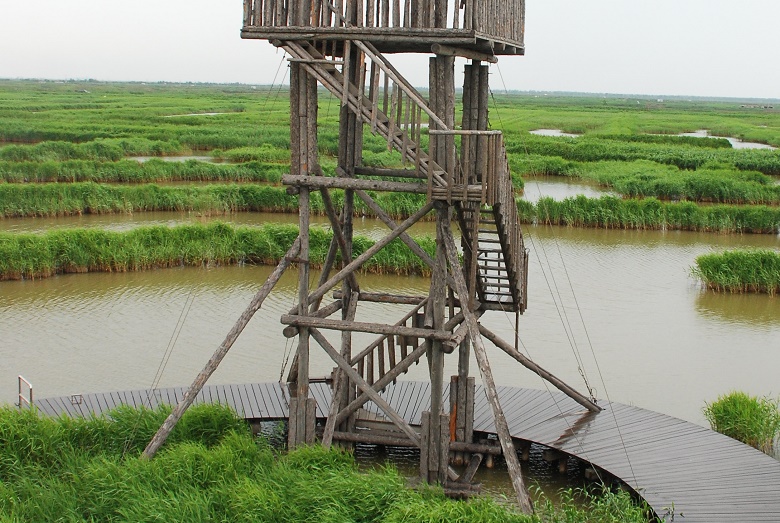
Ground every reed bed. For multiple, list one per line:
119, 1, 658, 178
0, 138, 189, 162
0, 159, 286, 184
0, 182, 429, 220
0, 222, 435, 280
514, 157, 780, 204
506, 135, 780, 175
693, 249, 780, 294
704, 391, 780, 454
531, 196, 780, 234
0, 404, 648, 523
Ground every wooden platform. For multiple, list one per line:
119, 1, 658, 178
35, 381, 780, 522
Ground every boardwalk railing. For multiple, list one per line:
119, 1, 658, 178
243, 0, 524, 45
17, 375, 33, 409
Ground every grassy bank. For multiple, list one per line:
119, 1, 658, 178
0, 222, 435, 280
514, 158, 780, 204
0, 158, 286, 184
506, 135, 780, 175
529, 195, 780, 233
693, 249, 780, 294
0, 182, 429, 219
3, 182, 779, 234
704, 392, 780, 454
0, 403, 648, 523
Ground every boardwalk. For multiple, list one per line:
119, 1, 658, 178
35, 381, 780, 522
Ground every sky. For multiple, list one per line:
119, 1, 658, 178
1, 0, 778, 99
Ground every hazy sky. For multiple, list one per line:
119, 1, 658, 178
1, 0, 778, 99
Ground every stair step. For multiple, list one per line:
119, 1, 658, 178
478, 248, 504, 254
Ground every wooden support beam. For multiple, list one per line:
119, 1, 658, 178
142, 237, 301, 459
280, 315, 457, 343
333, 290, 428, 305
349, 298, 428, 365
333, 311, 466, 427
431, 43, 498, 64
322, 291, 360, 447
288, 200, 435, 313
283, 174, 428, 194
354, 166, 427, 179
308, 327, 421, 446
283, 299, 343, 338
478, 325, 602, 413
440, 216, 533, 514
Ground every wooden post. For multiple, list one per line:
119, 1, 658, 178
142, 238, 301, 459
440, 218, 533, 514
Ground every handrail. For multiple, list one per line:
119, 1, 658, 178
17, 375, 33, 409
243, 0, 524, 45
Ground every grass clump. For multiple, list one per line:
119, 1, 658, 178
693, 249, 780, 294
530, 195, 780, 234
0, 222, 435, 280
0, 403, 649, 523
703, 391, 780, 454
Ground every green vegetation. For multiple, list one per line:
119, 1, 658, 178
703, 391, 780, 454
2, 79, 780, 236
506, 135, 780, 175
0, 182, 428, 219
0, 404, 649, 522
515, 158, 780, 204
0, 159, 285, 184
530, 195, 780, 233
0, 222, 435, 280
693, 249, 780, 294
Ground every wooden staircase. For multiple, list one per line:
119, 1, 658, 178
279, 39, 527, 313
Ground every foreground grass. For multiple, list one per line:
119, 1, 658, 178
0, 404, 649, 522
704, 392, 780, 454
0, 222, 435, 280
693, 249, 780, 294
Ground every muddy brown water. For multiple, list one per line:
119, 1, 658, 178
3, 217, 779, 497
2, 223, 778, 428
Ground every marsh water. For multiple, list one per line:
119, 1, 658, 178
3, 210, 780, 496
2, 221, 778, 428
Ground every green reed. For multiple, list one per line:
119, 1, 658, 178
531, 195, 780, 234
693, 249, 780, 294
0, 403, 648, 523
0, 222, 435, 280
704, 391, 780, 454
0, 158, 286, 184
0, 182, 429, 219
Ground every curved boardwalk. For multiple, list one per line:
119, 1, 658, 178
35, 381, 780, 522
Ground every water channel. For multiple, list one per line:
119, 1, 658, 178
3, 220, 778, 427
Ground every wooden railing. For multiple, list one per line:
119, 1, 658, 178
243, 0, 524, 45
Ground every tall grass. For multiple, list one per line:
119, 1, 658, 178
703, 391, 780, 454
0, 182, 429, 219
530, 195, 780, 234
0, 403, 649, 523
0, 222, 435, 280
506, 135, 780, 175
693, 249, 780, 294
0, 158, 286, 183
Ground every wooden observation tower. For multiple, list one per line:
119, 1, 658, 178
240, 0, 603, 509
144, 0, 600, 511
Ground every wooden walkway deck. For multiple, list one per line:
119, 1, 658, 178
35, 381, 780, 522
